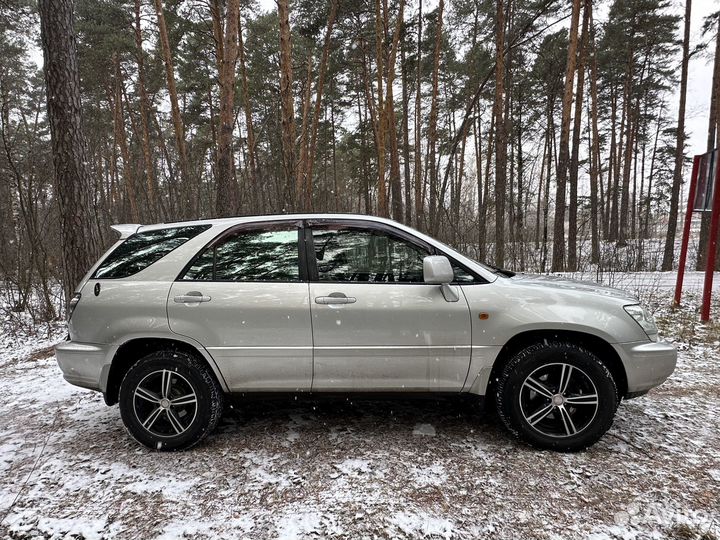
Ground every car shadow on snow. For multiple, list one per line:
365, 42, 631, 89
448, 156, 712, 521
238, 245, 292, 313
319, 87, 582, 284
210, 394, 510, 449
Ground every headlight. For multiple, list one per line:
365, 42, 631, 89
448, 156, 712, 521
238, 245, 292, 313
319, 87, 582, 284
624, 304, 658, 340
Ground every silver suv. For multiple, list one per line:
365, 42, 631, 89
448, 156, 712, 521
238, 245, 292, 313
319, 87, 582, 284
56, 214, 676, 451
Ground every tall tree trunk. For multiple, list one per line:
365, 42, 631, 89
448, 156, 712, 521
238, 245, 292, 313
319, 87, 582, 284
619, 58, 644, 245
134, 0, 158, 220
480, 113, 494, 262
536, 122, 548, 250
609, 86, 624, 241
153, 0, 191, 218
385, 0, 406, 223
297, 57, 314, 210
542, 102, 555, 272
567, 0, 589, 272
300, 0, 339, 211
588, 0, 601, 264
111, 55, 139, 222
401, 37, 412, 224
373, 0, 388, 217
39, 0, 101, 305
414, 0, 423, 228
427, 0, 443, 234
504, 3, 515, 264
214, 0, 241, 217
278, 0, 296, 209
515, 94, 524, 269
551, 0, 581, 272
493, 0, 507, 267
238, 13, 259, 212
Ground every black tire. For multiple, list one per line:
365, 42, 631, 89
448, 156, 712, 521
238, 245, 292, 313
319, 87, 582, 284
495, 341, 619, 452
119, 349, 224, 451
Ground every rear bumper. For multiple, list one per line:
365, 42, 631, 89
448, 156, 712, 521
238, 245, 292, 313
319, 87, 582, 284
55, 341, 111, 392
613, 340, 677, 394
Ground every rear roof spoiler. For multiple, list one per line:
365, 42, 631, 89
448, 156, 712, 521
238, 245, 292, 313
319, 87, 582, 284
111, 224, 141, 239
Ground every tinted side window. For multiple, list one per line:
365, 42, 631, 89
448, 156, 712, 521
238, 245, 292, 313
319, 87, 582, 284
94, 225, 210, 279
183, 228, 300, 281
452, 263, 477, 283
312, 227, 428, 283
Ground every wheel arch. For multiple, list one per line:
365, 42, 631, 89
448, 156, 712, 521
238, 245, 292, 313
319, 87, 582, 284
485, 329, 628, 401
103, 336, 228, 406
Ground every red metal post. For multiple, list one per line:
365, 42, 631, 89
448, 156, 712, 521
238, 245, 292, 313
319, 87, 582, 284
674, 156, 702, 306
701, 153, 720, 321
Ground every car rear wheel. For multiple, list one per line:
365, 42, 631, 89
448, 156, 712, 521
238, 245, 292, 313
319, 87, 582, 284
119, 349, 224, 450
495, 341, 619, 452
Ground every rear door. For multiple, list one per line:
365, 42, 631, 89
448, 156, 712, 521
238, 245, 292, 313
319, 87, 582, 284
167, 221, 313, 392
307, 220, 472, 392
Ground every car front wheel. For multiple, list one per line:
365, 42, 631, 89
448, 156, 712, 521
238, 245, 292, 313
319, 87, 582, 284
495, 341, 619, 452
118, 349, 224, 450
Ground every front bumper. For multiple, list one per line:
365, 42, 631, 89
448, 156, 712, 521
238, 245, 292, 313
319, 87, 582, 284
613, 340, 677, 394
55, 341, 111, 392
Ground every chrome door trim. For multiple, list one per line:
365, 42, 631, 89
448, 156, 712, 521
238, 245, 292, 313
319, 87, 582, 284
207, 346, 313, 350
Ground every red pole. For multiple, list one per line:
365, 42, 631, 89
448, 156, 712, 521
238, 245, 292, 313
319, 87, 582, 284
701, 153, 720, 321
674, 156, 701, 306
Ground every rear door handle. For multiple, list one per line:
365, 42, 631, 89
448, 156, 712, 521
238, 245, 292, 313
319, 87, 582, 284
174, 291, 211, 303
315, 295, 356, 305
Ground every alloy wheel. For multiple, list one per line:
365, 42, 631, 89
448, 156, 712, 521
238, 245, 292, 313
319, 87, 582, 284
518, 362, 599, 438
132, 369, 198, 437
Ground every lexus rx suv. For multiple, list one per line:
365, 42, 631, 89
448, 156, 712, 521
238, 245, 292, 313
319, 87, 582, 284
56, 214, 676, 451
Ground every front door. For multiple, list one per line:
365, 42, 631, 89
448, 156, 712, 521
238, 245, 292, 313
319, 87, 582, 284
307, 222, 472, 392
168, 221, 313, 392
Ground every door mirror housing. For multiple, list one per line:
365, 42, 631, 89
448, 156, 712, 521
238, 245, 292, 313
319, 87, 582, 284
423, 256, 458, 302
423, 256, 454, 284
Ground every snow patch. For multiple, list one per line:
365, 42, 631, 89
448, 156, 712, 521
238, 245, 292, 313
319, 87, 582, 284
389, 511, 455, 539
413, 423, 436, 436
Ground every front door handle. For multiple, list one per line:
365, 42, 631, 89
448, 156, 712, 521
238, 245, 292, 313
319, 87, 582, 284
315, 294, 357, 305
174, 291, 212, 303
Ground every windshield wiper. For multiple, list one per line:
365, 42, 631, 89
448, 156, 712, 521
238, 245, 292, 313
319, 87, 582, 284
485, 263, 516, 278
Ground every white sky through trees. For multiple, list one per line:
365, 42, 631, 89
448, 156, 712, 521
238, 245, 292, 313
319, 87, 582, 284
255, 0, 718, 166
28, 0, 720, 193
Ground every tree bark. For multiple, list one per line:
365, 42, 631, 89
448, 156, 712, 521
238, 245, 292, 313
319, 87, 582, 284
662, 2, 691, 270
427, 0, 443, 235
480, 112, 494, 262
39, 0, 101, 305
385, 0, 406, 223
373, 0, 388, 217
134, 0, 158, 220
567, 0, 589, 272
414, 0, 423, 228
278, 0, 296, 209
238, 13, 259, 212
401, 36, 412, 224
298, 0, 338, 211
551, 0, 581, 272
111, 55, 138, 222
493, 0, 507, 267
297, 57, 314, 210
588, 0, 601, 264
214, 0, 241, 217
153, 0, 191, 218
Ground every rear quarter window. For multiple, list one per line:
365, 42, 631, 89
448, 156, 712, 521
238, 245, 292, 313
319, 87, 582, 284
94, 225, 211, 279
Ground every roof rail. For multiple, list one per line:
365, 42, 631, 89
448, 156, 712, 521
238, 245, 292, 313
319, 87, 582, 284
110, 224, 141, 239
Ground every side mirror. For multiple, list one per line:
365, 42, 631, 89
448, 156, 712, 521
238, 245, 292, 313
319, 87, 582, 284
423, 255, 453, 284
423, 256, 458, 302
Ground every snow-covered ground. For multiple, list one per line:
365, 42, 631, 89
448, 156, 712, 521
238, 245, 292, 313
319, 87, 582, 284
1, 273, 718, 539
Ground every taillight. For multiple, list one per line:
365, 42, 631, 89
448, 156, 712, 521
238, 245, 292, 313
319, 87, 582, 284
68, 293, 81, 320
